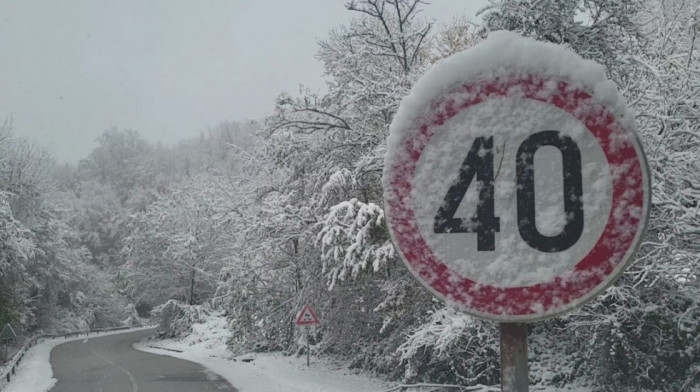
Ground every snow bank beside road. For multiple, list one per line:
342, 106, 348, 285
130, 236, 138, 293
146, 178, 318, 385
134, 313, 594, 392
134, 313, 390, 392
137, 346, 391, 392
2, 339, 60, 392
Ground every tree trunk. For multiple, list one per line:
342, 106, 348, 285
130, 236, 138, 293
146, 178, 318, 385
189, 267, 196, 305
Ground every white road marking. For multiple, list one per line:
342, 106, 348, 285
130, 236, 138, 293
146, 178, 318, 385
88, 347, 138, 392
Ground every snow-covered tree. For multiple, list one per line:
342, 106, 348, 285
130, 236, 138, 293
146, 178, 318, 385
121, 174, 237, 306
0, 122, 129, 334
0, 190, 35, 327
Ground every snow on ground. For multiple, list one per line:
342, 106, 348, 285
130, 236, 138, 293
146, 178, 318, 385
134, 313, 597, 392
134, 313, 391, 392
0, 326, 154, 392
1, 314, 596, 392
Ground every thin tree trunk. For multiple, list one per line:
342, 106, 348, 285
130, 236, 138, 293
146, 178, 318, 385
689, 25, 697, 67
189, 267, 196, 305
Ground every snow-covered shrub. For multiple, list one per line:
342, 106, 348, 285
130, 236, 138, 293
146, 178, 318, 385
213, 255, 302, 354
156, 300, 210, 339
397, 308, 499, 386
121, 303, 143, 328
549, 275, 700, 392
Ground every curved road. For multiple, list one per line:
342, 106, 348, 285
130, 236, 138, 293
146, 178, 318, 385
49, 329, 236, 392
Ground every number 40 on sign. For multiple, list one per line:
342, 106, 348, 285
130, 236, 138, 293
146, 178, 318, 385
383, 31, 650, 322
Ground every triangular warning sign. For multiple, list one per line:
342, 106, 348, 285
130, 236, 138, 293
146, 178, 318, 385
1, 324, 16, 341
295, 304, 320, 325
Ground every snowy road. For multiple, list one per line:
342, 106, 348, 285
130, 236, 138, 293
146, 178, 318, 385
48, 329, 236, 392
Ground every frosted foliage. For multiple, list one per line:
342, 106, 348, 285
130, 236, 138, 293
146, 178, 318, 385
317, 199, 395, 290
0, 192, 35, 274
398, 307, 479, 360
412, 98, 612, 287
318, 168, 355, 208
121, 175, 233, 306
397, 306, 499, 385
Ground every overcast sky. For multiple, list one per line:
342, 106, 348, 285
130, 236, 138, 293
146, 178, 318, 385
1, 1, 489, 163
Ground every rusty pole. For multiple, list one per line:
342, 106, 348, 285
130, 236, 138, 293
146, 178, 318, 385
500, 323, 529, 392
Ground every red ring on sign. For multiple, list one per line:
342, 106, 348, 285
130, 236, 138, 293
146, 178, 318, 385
386, 76, 645, 318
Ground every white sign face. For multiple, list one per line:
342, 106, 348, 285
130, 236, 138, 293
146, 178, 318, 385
297, 325, 316, 334
383, 32, 650, 322
412, 98, 612, 288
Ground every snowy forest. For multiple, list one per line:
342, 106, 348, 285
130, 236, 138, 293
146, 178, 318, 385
0, 0, 698, 391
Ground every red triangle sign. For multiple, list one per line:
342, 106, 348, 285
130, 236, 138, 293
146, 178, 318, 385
295, 304, 320, 325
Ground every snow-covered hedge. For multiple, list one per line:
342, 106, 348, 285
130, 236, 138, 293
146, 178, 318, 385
155, 300, 211, 339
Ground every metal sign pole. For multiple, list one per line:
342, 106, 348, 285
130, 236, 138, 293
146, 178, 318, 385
500, 323, 529, 392
306, 330, 310, 367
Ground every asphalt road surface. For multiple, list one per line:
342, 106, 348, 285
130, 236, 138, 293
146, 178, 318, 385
49, 329, 236, 392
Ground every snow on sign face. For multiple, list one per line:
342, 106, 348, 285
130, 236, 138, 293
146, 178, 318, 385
383, 31, 651, 322
295, 304, 320, 325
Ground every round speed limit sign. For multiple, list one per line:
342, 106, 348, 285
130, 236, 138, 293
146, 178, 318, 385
383, 32, 650, 322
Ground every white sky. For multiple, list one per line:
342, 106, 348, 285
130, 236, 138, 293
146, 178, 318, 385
0, 1, 488, 163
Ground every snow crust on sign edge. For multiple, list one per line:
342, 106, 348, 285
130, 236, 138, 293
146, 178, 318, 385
384, 30, 637, 172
